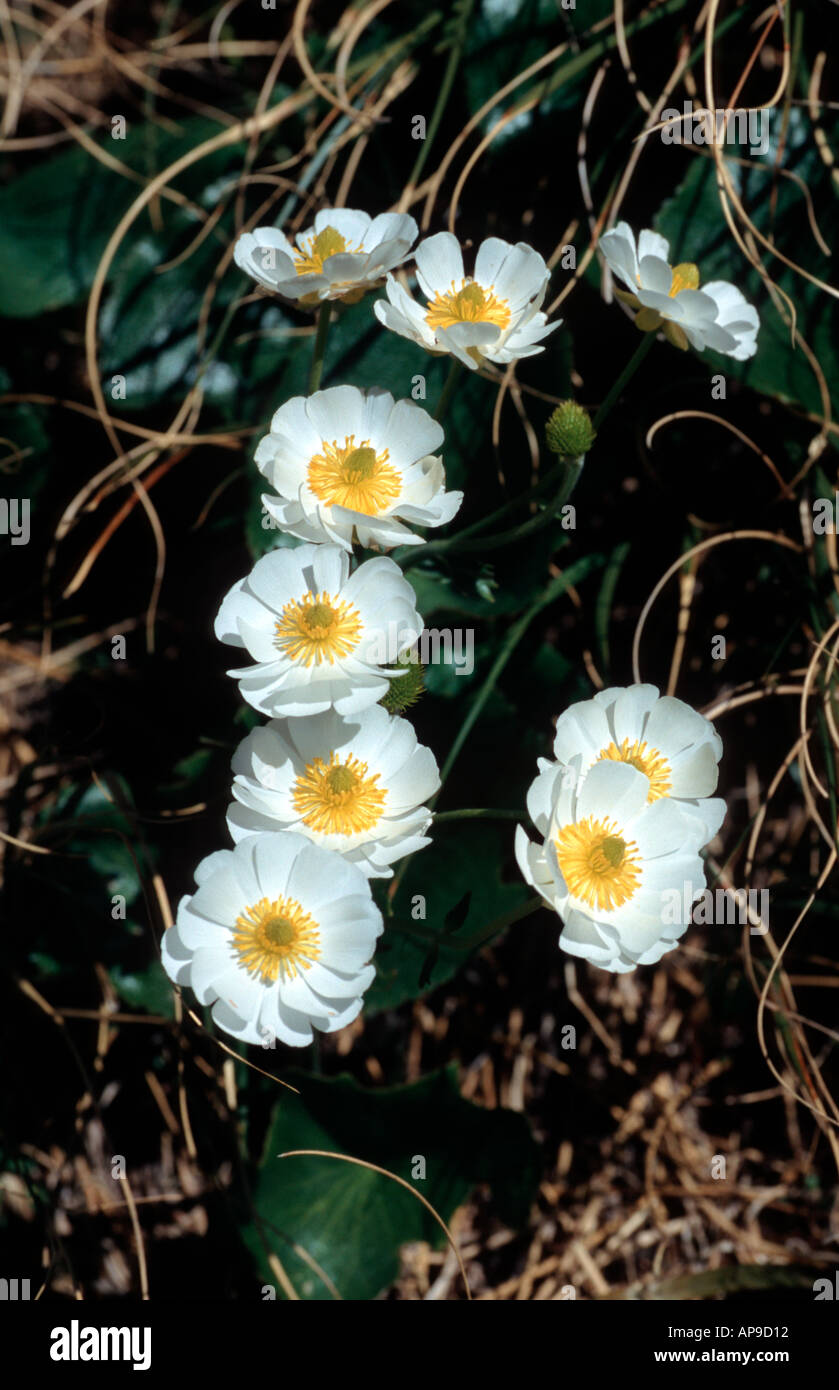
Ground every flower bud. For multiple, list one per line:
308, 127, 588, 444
545, 400, 596, 459
380, 654, 425, 714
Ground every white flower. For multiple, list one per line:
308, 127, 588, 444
374, 231, 561, 370
599, 222, 759, 360
215, 542, 423, 717
161, 832, 382, 1046
515, 760, 714, 974
256, 385, 463, 551
547, 683, 724, 842
227, 706, 440, 878
233, 208, 417, 305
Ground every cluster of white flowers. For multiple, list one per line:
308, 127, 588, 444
162, 202, 748, 1039
233, 206, 760, 364
516, 685, 725, 972
163, 206, 578, 1045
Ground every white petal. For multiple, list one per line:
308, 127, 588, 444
306, 385, 364, 445
576, 759, 650, 826
644, 696, 713, 757
553, 699, 612, 764
609, 684, 661, 746
637, 229, 670, 263
637, 255, 672, 295
415, 232, 464, 297
599, 223, 639, 289
668, 742, 720, 798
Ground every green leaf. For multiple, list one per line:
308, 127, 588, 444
367, 822, 528, 1013
47, 776, 147, 906
247, 1066, 539, 1300
7, 774, 155, 990
0, 391, 52, 515
0, 117, 231, 318
110, 961, 174, 1018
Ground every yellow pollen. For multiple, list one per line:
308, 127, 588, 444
668, 262, 700, 296
294, 226, 356, 276
554, 816, 642, 912
596, 738, 672, 802
274, 590, 362, 666
308, 434, 402, 516
232, 895, 321, 983
291, 751, 387, 835
425, 278, 511, 332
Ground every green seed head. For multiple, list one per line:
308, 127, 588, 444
600, 835, 626, 868
326, 764, 357, 794
312, 226, 346, 261
304, 602, 335, 630
263, 916, 295, 947
545, 400, 596, 459
380, 656, 425, 715
344, 446, 378, 480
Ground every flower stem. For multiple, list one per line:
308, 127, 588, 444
592, 330, 655, 431
400, 454, 583, 570
308, 303, 331, 393
398, 464, 562, 567
404, 0, 475, 194
433, 808, 522, 823
433, 357, 463, 422
444, 454, 583, 555
436, 553, 602, 789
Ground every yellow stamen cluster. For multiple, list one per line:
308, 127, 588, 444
294, 226, 356, 277
425, 279, 511, 332
308, 435, 402, 516
232, 895, 321, 982
291, 752, 387, 835
554, 816, 641, 911
274, 590, 362, 666
668, 262, 700, 296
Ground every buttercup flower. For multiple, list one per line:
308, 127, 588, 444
215, 543, 423, 717
599, 222, 759, 360
374, 232, 561, 370
546, 683, 724, 842
227, 705, 440, 877
161, 832, 382, 1046
233, 208, 418, 305
256, 385, 463, 550
515, 760, 714, 973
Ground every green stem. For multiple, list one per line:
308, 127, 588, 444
433, 357, 463, 422
444, 455, 583, 555
433, 808, 522, 823
308, 303, 331, 393
436, 554, 601, 789
406, 0, 475, 191
398, 462, 560, 569
399, 455, 582, 570
592, 331, 655, 431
